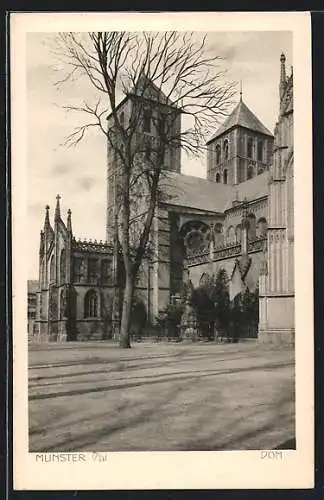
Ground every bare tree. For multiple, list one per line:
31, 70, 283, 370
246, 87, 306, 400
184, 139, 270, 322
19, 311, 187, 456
52, 31, 236, 348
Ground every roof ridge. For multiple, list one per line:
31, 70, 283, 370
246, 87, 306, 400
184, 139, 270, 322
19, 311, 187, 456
207, 99, 273, 143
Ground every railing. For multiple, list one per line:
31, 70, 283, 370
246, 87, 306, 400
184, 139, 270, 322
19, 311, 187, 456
213, 242, 241, 261
248, 236, 267, 253
185, 250, 210, 266
185, 236, 267, 266
72, 238, 114, 254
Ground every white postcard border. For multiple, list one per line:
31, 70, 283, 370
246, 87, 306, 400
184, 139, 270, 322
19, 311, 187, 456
11, 11, 314, 490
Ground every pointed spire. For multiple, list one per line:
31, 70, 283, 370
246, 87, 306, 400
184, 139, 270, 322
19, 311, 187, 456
239, 80, 243, 101
280, 53, 286, 77
44, 205, 50, 231
55, 194, 61, 221
67, 209, 72, 233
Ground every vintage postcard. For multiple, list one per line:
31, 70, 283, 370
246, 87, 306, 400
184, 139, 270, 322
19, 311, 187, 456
11, 12, 313, 490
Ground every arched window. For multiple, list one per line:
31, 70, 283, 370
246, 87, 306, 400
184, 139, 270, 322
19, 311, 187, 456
247, 213, 256, 240
49, 254, 55, 282
247, 164, 254, 180
179, 220, 211, 258
60, 289, 65, 319
60, 249, 66, 284
120, 111, 125, 128
257, 140, 263, 162
158, 113, 166, 136
88, 258, 98, 284
216, 144, 221, 165
216, 173, 220, 183
223, 169, 228, 184
199, 272, 211, 287
256, 217, 268, 238
84, 290, 98, 318
235, 224, 241, 243
214, 223, 224, 247
227, 226, 236, 244
223, 139, 229, 161
143, 109, 152, 133
247, 137, 253, 158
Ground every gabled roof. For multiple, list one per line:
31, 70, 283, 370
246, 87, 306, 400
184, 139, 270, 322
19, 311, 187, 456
161, 170, 270, 214
107, 73, 178, 120
132, 73, 175, 107
207, 99, 273, 144
160, 171, 232, 213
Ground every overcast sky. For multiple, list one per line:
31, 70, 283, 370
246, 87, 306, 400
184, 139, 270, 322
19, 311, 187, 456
27, 30, 292, 279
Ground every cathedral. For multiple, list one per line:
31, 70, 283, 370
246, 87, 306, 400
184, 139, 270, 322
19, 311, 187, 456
34, 53, 294, 343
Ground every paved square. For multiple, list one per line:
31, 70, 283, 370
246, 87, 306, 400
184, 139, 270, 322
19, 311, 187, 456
29, 342, 295, 452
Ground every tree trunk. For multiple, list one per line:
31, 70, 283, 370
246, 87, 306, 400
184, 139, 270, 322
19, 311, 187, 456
119, 274, 135, 348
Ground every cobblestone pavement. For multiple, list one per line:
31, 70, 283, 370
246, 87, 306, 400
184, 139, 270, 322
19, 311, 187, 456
28, 341, 295, 452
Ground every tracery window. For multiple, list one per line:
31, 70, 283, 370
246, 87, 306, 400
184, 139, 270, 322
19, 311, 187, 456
256, 217, 268, 238
88, 258, 98, 284
119, 112, 125, 133
60, 249, 66, 284
179, 221, 211, 258
247, 137, 253, 158
84, 290, 98, 318
216, 144, 221, 165
247, 213, 256, 240
101, 259, 112, 285
223, 169, 228, 184
214, 223, 224, 246
143, 109, 152, 133
199, 272, 211, 286
49, 254, 55, 282
60, 289, 65, 319
227, 226, 236, 244
158, 113, 166, 137
73, 257, 84, 283
223, 139, 229, 161
257, 140, 263, 162
235, 224, 241, 243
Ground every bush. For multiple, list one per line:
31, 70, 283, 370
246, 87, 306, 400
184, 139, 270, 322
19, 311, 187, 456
214, 269, 230, 336
157, 302, 184, 340
191, 285, 216, 339
190, 268, 230, 340
230, 286, 259, 340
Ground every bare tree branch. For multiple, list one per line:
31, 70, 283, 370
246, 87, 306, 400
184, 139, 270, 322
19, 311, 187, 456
50, 30, 237, 347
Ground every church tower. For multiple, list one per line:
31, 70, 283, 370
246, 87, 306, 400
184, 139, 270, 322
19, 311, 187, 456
206, 89, 274, 185
106, 75, 182, 244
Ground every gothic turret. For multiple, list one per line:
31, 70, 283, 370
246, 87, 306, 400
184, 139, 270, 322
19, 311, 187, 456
43, 204, 54, 245
55, 194, 61, 222
44, 204, 51, 232
67, 209, 72, 233
279, 53, 286, 101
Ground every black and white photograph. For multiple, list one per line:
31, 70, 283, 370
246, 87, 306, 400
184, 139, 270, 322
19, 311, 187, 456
12, 12, 313, 490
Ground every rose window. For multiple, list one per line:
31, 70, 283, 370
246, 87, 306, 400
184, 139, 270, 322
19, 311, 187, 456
179, 221, 211, 258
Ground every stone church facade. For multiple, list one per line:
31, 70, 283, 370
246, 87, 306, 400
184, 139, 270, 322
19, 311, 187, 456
34, 53, 294, 342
